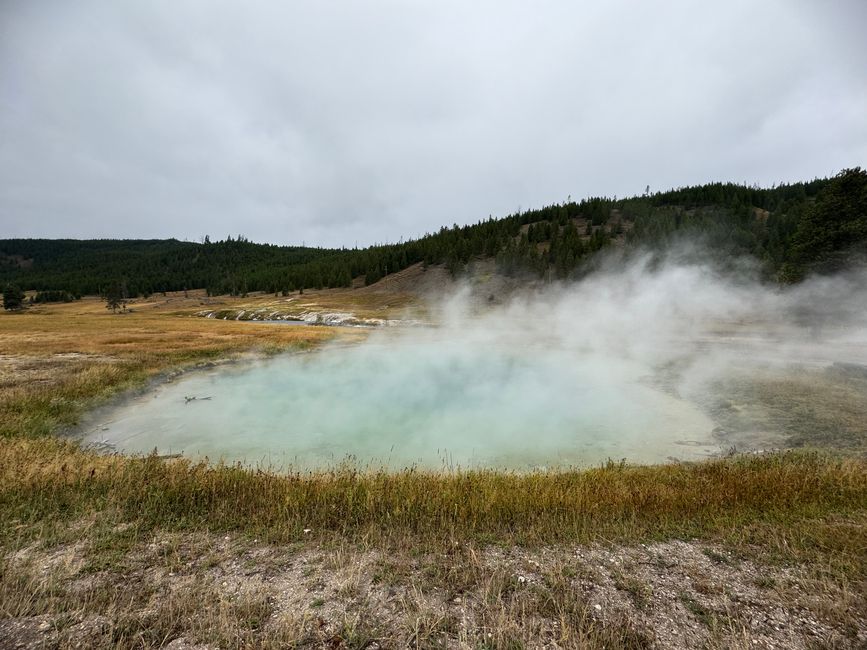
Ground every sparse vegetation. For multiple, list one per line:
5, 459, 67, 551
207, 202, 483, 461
2, 516, 864, 648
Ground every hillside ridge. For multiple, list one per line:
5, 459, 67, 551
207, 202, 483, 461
2, 169, 865, 299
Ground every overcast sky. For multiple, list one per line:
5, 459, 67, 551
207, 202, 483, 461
1, 1, 865, 248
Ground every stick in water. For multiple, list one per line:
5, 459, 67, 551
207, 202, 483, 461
184, 396, 213, 403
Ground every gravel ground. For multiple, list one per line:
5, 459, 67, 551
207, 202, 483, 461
2, 531, 864, 649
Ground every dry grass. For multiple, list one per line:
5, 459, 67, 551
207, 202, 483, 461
1, 437, 864, 549
1, 545, 656, 649
2, 297, 866, 555
225, 287, 420, 320
1, 292, 867, 648
0, 293, 362, 439
3, 527, 864, 649
0, 555, 307, 649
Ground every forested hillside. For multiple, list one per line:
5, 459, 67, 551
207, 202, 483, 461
2, 169, 865, 298
0, 238, 343, 298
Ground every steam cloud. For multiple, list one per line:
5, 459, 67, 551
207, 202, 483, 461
87, 252, 867, 470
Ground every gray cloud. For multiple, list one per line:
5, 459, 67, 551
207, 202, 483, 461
2, 0, 865, 247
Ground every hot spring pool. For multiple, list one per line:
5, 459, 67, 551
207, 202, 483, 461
81, 337, 719, 470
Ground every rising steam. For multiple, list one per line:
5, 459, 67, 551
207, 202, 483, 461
85, 251, 867, 470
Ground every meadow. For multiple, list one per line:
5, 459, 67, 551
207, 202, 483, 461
1, 290, 866, 648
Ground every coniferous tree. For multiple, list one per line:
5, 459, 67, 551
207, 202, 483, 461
3, 284, 24, 310
1, 173, 863, 293
104, 281, 127, 313
781, 168, 867, 280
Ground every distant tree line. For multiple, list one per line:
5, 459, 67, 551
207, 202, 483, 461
32, 289, 78, 303
1, 169, 864, 300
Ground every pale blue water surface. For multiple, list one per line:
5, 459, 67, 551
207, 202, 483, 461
83, 337, 718, 470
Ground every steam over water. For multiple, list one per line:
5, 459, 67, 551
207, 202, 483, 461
84, 340, 717, 469
83, 257, 867, 470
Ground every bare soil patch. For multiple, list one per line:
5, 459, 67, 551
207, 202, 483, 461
2, 530, 865, 649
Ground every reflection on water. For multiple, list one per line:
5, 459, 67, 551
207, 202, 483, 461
83, 338, 718, 470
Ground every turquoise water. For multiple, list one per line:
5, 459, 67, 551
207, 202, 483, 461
84, 337, 718, 470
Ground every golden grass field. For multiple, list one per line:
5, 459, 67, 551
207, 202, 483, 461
1, 290, 866, 648
0, 290, 367, 439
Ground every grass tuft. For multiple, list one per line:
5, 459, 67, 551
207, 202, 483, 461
1, 438, 864, 549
